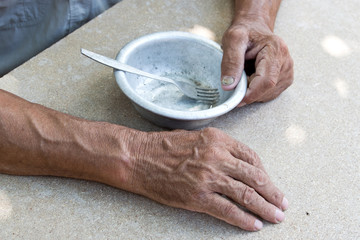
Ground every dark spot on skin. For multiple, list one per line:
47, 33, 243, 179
306, 212, 310, 216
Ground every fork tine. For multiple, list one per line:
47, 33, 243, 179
196, 88, 218, 92
197, 96, 219, 101
196, 98, 219, 104
197, 92, 219, 97
197, 93, 219, 99
196, 87, 219, 93
196, 87, 220, 99
196, 89, 219, 94
196, 94, 220, 101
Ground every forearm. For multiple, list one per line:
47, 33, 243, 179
233, 0, 282, 31
0, 89, 138, 190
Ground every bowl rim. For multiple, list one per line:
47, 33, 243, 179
114, 31, 247, 121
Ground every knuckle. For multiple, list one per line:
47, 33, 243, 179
191, 191, 214, 211
289, 56, 294, 70
199, 167, 213, 180
223, 26, 249, 45
250, 151, 261, 166
193, 190, 209, 204
285, 75, 294, 88
201, 127, 225, 141
264, 75, 278, 88
245, 149, 262, 167
222, 204, 239, 218
253, 169, 269, 187
286, 58, 295, 85
202, 127, 219, 135
203, 147, 221, 160
266, 35, 290, 65
236, 143, 262, 166
271, 35, 288, 54
278, 39, 290, 56
241, 186, 257, 205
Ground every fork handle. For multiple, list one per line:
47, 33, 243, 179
81, 48, 175, 85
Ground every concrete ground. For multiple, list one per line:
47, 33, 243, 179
1, 0, 359, 239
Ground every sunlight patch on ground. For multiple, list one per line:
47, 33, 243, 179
285, 124, 307, 145
187, 25, 216, 41
0, 191, 12, 220
321, 35, 351, 58
332, 78, 349, 98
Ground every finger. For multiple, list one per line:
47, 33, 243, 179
214, 176, 285, 224
218, 135, 287, 210
220, 30, 248, 91
257, 54, 294, 102
225, 159, 287, 211
239, 160, 284, 209
202, 193, 263, 231
242, 46, 282, 104
225, 139, 267, 173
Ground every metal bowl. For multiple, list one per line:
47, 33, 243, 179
114, 31, 247, 130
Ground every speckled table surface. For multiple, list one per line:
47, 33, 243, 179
1, 0, 359, 239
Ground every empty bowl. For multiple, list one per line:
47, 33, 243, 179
114, 31, 247, 130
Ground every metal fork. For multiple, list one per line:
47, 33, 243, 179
81, 48, 219, 102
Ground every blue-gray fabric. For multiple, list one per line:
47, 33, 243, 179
0, 0, 122, 76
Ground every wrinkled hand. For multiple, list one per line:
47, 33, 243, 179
221, 21, 294, 106
129, 128, 288, 231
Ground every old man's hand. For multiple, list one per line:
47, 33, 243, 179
221, 15, 294, 106
127, 128, 288, 231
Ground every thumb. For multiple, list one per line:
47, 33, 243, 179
220, 39, 247, 91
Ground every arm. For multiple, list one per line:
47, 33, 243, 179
221, 0, 294, 106
0, 89, 134, 188
232, 0, 282, 31
0, 89, 287, 231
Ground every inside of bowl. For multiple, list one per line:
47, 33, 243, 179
121, 36, 234, 112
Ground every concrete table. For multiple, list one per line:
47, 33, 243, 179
1, 0, 359, 239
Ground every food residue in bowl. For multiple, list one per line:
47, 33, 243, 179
135, 75, 217, 111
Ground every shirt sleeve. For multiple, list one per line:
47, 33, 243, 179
0, 0, 122, 76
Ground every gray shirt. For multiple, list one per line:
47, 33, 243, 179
0, 0, 121, 76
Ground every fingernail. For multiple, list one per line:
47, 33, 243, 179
221, 76, 234, 86
254, 219, 263, 231
275, 209, 285, 223
281, 197, 289, 211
